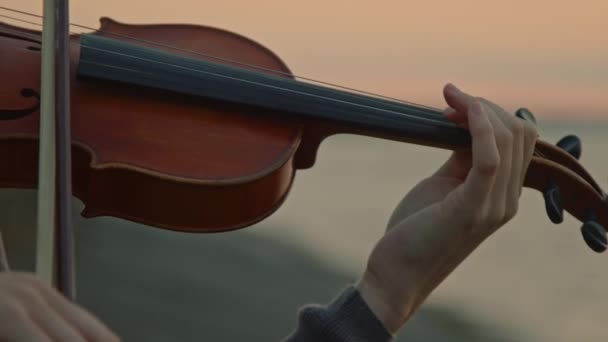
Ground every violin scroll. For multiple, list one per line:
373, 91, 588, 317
519, 116, 607, 252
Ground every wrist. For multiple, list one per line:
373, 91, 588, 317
355, 270, 417, 335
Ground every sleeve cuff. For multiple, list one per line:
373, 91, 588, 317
294, 285, 392, 341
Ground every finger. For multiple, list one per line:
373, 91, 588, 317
497, 107, 524, 215
443, 107, 469, 128
0, 295, 51, 342
443, 106, 463, 121
520, 121, 538, 191
481, 98, 532, 200
433, 150, 472, 180
41, 291, 118, 342
482, 104, 513, 226
2, 319, 51, 342
442, 84, 501, 202
505, 119, 524, 217
460, 100, 500, 208
14, 287, 87, 342
443, 83, 477, 116
18, 274, 119, 342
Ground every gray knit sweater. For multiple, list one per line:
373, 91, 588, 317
283, 286, 393, 341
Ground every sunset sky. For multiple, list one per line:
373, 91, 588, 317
6, 0, 608, 119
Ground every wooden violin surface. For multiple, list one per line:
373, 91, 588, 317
1, 19, 304, 232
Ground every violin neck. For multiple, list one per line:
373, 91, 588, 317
77, 34, 470, 149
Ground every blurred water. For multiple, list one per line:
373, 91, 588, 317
0, 121, 605, 341
0, 194, 518, 341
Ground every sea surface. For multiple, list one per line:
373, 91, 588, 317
0, 120, 605, 341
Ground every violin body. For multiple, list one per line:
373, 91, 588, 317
0, 18, 607, 241
0, 19, 318, 232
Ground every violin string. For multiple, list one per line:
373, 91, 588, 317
0, 12, 456, 128
0, 13, 40, 28
0, 33, 453, 134
0, 6, 444, 116
78, 47, 453, 128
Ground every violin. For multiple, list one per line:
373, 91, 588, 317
0, 5, 606, 297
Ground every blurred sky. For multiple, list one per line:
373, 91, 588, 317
4, 0, 608, 119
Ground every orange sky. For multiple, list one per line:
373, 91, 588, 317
5, 0, 608, 119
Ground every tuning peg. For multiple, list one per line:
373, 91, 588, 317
543, 181, 563, 224
556, 135, 582, 160
515, 108, 537, 126
580, 210, 607, 253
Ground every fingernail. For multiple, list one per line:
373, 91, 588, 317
446, 83, 460, 94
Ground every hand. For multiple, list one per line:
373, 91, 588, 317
0, 272, 119, 341
356, 83, 538, 334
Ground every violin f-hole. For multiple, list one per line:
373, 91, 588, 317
0, 88, 40, 120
